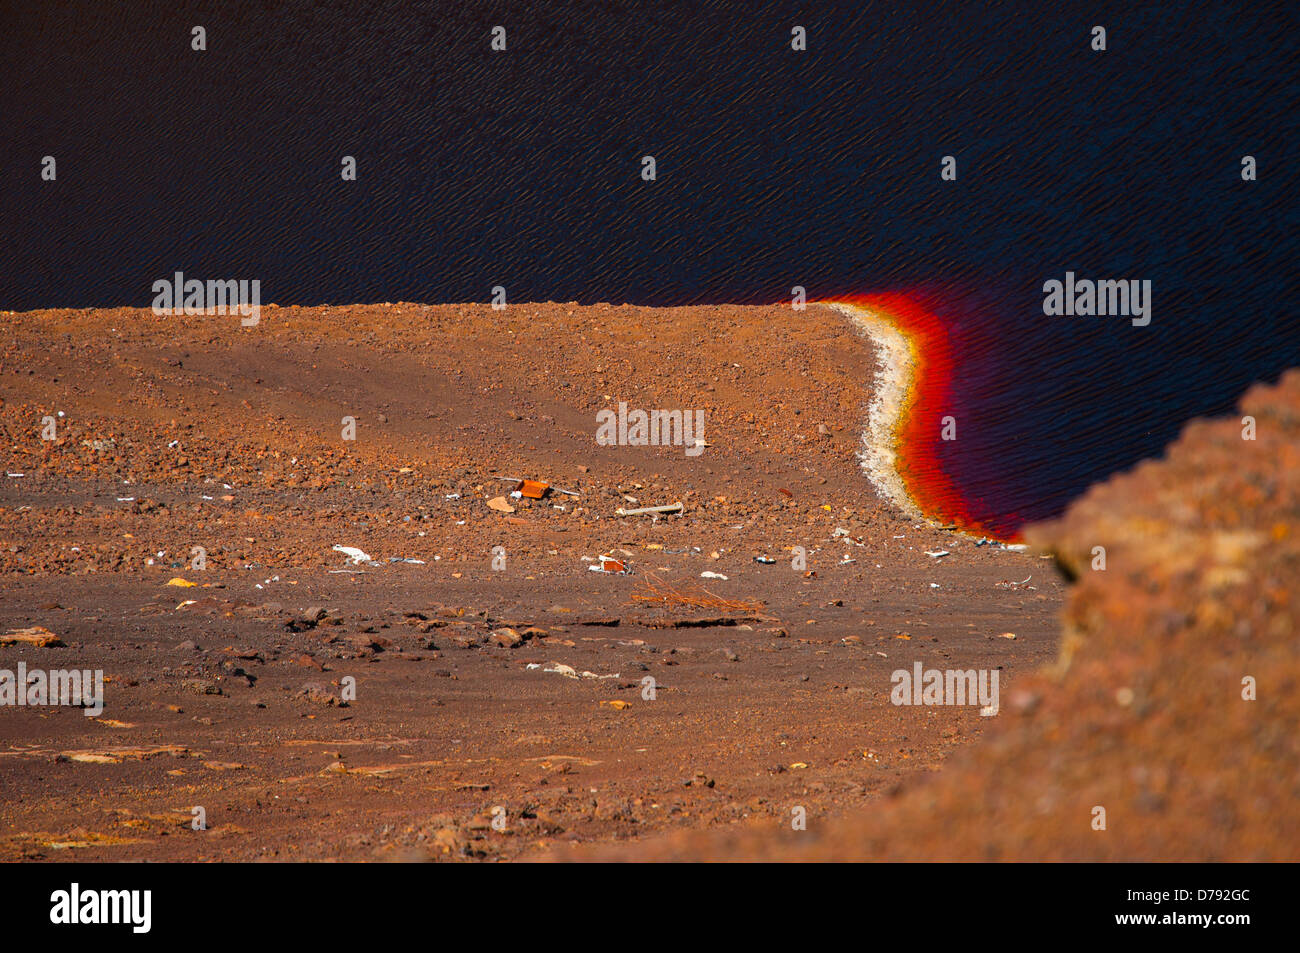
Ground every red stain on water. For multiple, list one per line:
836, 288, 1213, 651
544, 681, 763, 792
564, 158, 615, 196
830, 292, 1021, 541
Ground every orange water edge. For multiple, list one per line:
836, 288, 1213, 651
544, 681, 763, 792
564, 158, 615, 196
824, 293, 1019, 542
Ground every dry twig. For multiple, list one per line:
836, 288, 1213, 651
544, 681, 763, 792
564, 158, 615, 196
627, 573, 764, 612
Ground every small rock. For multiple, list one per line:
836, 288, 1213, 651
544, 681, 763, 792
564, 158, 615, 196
182, 679, 223, 696
488, 627, 524, 648
1, 626, 64, 647
297, 683, 338, 707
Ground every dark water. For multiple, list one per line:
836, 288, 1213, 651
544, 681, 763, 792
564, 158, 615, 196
3, 1, 1297, 533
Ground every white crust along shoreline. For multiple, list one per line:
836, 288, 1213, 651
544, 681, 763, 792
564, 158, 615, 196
824, 301, 926, 521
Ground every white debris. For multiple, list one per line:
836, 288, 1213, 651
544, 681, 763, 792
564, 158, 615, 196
332, 544, 373, 565
527, 662, 619, 680
700, 571, 729, 580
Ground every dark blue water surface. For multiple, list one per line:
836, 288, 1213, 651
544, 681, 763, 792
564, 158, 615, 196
2, 1, 1297, 530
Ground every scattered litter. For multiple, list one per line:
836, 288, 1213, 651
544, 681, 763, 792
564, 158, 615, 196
1004, 543, 1029, 552
517, 479, 549, 499
929, 583, 940, 589
116, 497, 135, 502
387, 556, 426, 564
332, 545, 373, 565
6, 472, 24, 478
700, 571, 729, 580
497, 476, 579, 497
589, 555, 629, 574
445, 493, 461, 500
486, 496, 515, 513
840, 557, 856, 564
526, 662, 619, 680
997, 632, 1017, 640
165, 577, 197, 588
924, 550, 950, 559
995, 576, 1036, 591
753, 556, 776, 565
615, 501, 684, 517
600, 699, 631, 710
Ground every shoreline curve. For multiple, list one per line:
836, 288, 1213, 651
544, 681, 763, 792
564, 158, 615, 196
823, 300, 927, 524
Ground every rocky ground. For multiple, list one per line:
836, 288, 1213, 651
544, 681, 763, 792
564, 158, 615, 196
584, 369, 1300, 861
0, 302, 1061, 861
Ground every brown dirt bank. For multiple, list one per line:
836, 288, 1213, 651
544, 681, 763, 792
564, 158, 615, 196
574, 369, 1300, 861
0, 302, 1061, 861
